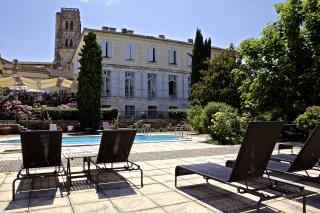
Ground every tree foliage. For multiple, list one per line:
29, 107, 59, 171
236, 0, 320, 122
191, 29, 212, 86
76, 32, 102, 130
190, 44, 243, 108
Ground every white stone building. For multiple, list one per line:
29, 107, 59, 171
71, 27, 224, 119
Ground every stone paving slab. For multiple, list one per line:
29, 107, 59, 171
0, 136, 319, 212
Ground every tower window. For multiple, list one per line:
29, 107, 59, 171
65, 21, 69, 30
69, 39, 73, 48
70, 21, 73, 31
65, 39, 69, 48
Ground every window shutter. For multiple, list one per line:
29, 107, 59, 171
124, 43, 130, 59
147, 46, 153, 62
168, 49, 174, 64
131, 44, 136, 60
100, 40, 106, 57
107, 41, 112, 57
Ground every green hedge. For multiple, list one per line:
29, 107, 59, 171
100, 108, 119, 120
42, 107, 119, 121
44, 108, 79, 120
168, 109, 188, 119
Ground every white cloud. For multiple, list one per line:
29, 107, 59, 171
105, 0, 119, 6
79, 0, 119, 6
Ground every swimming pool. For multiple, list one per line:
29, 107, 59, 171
1, 134, 178, 145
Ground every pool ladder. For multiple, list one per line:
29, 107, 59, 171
142, 124, 151, 136
175, 121, 189, 139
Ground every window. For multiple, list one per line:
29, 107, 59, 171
147, 46, 156, 62
124, 43, 136, 60
148, 73, 156, 98
69, 39, 73, 48
187, 53, 192, 66
70, 21, 73, 31
169, 106, 178, 109
125, 71, 135, 97
102, 70, 111, 97
148, 106, 157, 119
125, 105, 135, 119
65, 39, 69, 48
168, 49, 177, 65
104, 41, 112, 58
65, 21, 69, 30
169, 75, 177, 99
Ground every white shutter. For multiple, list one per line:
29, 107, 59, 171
100, 40, 106, 57
124, 43, 130, 60
183, 75, 189, 99
119, 71, 125, 97
131, 44, 136, 60
163, 74, 169, 98
147, 46, 153, 62
187, 53, 192, 66
177, 75, 183, 99
168, 49, 173, 64
107, 41, 112, 58
143, 73, 148, 97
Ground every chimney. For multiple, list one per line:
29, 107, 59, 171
188, 38, 193, 43
159, 35, 165, 39
13, 59, 18, 68
102, 26, 109, 31
127, 30, 134, 34
109, 27, 117, 32
121, 28, 128, 33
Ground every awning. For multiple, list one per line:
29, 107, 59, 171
20, 77, 38, 89
0, 77, 16, 87
60, 79, 75, 88
39, 78, 58, 89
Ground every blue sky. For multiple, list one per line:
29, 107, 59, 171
0, 0, 281, 62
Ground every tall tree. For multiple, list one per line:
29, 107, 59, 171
191, 28, 204, 86
190, 44, 242, 108
76, 32, 102, 130
237, 0, 320, 122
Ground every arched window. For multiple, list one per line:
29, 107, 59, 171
169, 75, 177, 99
69, 39, 73, 48
65, 21, 69, 30
70, 21, 73, 31
65, 39, 69, 48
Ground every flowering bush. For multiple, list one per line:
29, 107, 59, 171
2, 99, 33, 120
57, 102, 78, 109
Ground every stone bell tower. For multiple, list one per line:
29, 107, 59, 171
54, 8, 81, 66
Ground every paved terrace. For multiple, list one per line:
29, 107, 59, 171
0, 134, 319, 212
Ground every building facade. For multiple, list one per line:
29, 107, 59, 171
54, 8, 81, 66
71, 28, 224, 119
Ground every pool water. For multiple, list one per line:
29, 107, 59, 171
2, 134, 178, 145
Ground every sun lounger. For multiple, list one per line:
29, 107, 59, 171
175, 122, 306, 212
277, 124, 308, 154
50, 123, 58, 131
89, 129, 143, 191
267, 126, 320, 182
12, 130, 66, 200
102, 122, 112, 130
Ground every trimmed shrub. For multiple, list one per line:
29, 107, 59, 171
43, 107, 79, 120
187, 105, 203, 133
200, 102, 235, 133
294, 106, 320, 132
168, 109, 188, 119
100, 108, 119, 121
